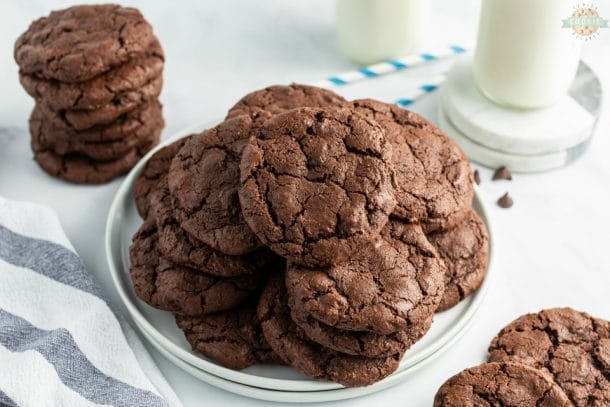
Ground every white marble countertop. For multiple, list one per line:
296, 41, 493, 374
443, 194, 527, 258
1, 1, 609, 406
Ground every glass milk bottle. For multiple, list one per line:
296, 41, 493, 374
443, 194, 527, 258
335, 0, 429, 65
473, 0, 582, 109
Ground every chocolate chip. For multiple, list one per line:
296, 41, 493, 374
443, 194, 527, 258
473, 170, 481, 185
492, 166, 512, 181
497, 192, 513, 208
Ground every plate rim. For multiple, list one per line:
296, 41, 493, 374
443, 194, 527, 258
105, 119, 496, 393
144, 320, 463, 403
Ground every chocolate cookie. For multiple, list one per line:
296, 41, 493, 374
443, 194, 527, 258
175, 300, 283, 370
239, 107, 396, 268
58, 76, 163, 131
289, 299, 433, 358
428, 208, 489, 312
30, 99, 164, 145
352, 99, 474, 232
19, 41, 163, 111
285, 220, 444, 334
150, 178, 281, 277
134, 138, 189, 218
258, 272, 402, 387
226, 84, 348, 124
30, 104, 163, 161
15, 5, 155, 83
129, 220, 262, 316
488, 308, 610, 406
33, 140, 155, 184
433, 362, 571, 406
168, 116, 261, 256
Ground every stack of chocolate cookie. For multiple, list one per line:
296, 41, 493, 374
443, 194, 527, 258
131, 119, 285, 370
130, 84, 489, 387
14, 4, 164, 183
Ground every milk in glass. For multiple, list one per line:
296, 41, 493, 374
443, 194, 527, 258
336, 0, 428, 65
473, 0, 582, 108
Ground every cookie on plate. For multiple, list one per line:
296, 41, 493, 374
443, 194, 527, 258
239, 107, 396, 268
129, 220, 262, 316
352, 99, 474, 232
15, 4, 156, 82
168, 116, 262, 256
258, 272, 402, 387
427, 208, 489, 312
285, 220, 444, 334
488, 307, 610, 406
434, 362, 571, 406
288, 300, 433, 358
176, 300, 283, 370
150, 178, 281, 277
134, 137, 189, 218
226, 84, 348, 124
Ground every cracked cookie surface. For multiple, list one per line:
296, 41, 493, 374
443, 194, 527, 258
175, 300, 283, 370
288, 297, 433, 358
285, 220, 444, 334
30, 98, 163, 145
352, 99, 473, 232
30, 100, 163, 161
33, 134, 157, 184
150, 178, 280, 277
129, 220, 262, 316
19, 40, 163, 111
168, 116, 262, 255
257, 272, 402, 387
15, 4, 156, 83
53, 75, 162, 131
239, 107, 396, 268
134, 137, 189, 218
428, 208, 489, 312
434, 362, 571, 406
226, 84, 348, 125
488, 307, 610, 406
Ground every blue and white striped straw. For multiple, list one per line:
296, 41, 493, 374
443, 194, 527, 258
394, 73, 447, 107
314, 44, 470, 88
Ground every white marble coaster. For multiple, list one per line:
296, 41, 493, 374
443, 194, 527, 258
444, 55, 595, 155
436, 94, 592, 173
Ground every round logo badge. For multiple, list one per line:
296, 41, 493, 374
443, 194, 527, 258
562, 4, 608, 40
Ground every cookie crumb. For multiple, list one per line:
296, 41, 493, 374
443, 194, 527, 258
492, 166, 512, 181
497, 192, 513, 208
473, 169, 481, 185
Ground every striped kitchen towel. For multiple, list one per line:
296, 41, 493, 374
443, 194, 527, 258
0, 196, 181, 407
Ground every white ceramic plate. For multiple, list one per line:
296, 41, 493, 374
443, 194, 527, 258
105, 120, 495, 395
145, 321, 462, 403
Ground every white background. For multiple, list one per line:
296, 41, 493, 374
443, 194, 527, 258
1, 1, 609, 406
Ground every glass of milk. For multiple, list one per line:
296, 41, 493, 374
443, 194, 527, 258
335, 0, 429, 65
473, 0, 582, 109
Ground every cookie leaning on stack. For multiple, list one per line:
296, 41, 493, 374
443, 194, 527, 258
14, 4, 165, 183
129, 84, 490, 387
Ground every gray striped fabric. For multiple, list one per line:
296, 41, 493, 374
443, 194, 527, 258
0, 390, 18, 407
0, 198, 176, 407
0, 309, 167, 407
0, 225, 101, 298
